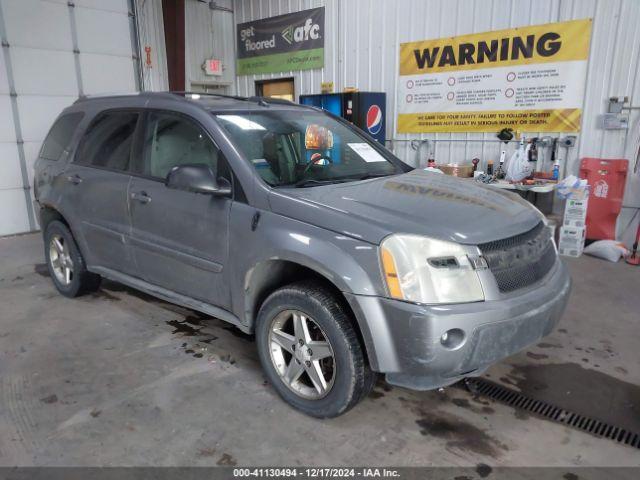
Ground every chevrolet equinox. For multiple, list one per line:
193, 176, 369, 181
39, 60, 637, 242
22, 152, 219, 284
33, 92, 571, 417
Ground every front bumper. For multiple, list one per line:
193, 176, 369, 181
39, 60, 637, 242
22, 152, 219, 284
344, 258, 571, 390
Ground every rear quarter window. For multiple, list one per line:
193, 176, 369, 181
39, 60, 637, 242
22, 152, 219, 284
39, 112, 84, 161
74, 111, 139, 172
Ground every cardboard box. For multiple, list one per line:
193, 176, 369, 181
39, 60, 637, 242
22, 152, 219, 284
563, 185, 590, 201
564, 197, 589, 218
563, 217, 587, 228
558, 226, 586, 257
563, 196, 589, 228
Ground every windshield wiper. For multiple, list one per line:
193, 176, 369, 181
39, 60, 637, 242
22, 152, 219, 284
355, 172, 396, 180
329, 172, 396, 182
285, 174, 395, 188
292, 179, 348, 188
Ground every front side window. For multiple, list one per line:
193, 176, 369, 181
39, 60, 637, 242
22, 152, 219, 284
214, 110, 403, 187
40, 112, 84, 161
137, 112, 220, 180
75, 111, 138, 171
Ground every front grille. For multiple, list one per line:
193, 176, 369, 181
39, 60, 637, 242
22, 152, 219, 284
479, 221, 556, 293
457, 309, 553, 371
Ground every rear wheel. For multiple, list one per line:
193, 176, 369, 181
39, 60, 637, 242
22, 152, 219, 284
44, 220, 101, 297
256, 281, 373, 417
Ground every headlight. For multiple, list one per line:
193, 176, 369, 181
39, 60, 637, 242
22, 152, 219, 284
380, 234, 484, 304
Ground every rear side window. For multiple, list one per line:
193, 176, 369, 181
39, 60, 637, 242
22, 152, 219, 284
39, 112, 84, 161
75, 111, 139, 171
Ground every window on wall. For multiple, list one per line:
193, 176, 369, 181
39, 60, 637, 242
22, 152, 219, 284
255, 78, 295, 102
75, 112, 139, 171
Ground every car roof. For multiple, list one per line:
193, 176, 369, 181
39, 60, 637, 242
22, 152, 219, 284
73, 91, 311, 113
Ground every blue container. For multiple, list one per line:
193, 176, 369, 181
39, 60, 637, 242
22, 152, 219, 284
300, 92, 386, 145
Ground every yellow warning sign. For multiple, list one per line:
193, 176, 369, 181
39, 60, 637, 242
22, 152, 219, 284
397, 19, 592, 133
398, 108, 582, 133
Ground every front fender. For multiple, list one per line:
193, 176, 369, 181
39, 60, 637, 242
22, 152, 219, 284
228, 205, 386, 326
254, 233, 381, 296
238, 208, 384, 299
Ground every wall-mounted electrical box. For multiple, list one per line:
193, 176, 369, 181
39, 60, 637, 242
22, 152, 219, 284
598, 113, 629, 130
608, 96, 628, 114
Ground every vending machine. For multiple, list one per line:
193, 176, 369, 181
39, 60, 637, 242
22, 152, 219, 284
299, 92, 386, 144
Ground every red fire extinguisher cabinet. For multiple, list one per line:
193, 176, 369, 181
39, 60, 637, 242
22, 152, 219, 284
579, 158, 628, 240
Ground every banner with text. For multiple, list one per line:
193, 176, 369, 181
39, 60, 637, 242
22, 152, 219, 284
397, 19, 592, 133
236, 7, 324, 75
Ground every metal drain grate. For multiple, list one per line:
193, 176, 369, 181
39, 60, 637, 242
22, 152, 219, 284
464, 378, 640, 450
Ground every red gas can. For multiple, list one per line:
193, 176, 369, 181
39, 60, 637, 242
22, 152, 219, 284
579, 158, 628, 240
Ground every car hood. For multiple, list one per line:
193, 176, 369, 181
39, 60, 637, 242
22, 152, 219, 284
268, 169, 543, 245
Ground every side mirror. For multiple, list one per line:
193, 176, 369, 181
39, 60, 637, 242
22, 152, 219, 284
165, 164, 232, 196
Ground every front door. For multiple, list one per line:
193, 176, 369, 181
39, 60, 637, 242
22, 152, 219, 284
128, 110, 232, 308
61, 110, 139, 276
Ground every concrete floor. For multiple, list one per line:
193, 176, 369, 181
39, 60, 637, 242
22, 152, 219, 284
0, 233, 639, 468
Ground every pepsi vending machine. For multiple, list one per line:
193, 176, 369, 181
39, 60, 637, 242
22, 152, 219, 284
299, 92, 386, 144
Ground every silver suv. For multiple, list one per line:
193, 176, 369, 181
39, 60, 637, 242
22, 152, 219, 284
34, 92, 571, 417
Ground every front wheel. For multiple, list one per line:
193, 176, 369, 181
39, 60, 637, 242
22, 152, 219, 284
256, 281, 373, 418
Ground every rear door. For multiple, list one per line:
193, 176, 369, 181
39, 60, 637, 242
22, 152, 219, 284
128, 110, 232, 308
62, 110, 139, 276
35, 111, 85, 203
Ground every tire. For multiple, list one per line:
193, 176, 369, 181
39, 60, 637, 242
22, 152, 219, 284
359, 365, 378, 402
44, 220, 101, 298
256, 281, 373, 418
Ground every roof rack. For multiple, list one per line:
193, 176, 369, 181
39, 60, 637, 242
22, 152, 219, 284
172, 92, 296, 107
169, 91, 249, 101
247, 95, 295, 106
73, 91, 300, 108
73, 92, 143, 104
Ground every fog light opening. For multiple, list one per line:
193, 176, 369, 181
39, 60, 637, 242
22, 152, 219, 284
440, 328, 465, 350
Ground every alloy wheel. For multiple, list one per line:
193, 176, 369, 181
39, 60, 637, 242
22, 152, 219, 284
268, 309, 336, 399
49, 234, 74, 286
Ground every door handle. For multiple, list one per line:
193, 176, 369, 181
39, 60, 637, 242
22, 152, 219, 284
130, 191, 151, 204
66, 174, 82, 185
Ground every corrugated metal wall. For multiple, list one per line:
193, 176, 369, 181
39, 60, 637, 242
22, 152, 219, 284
233, 0, 640, 244
136, 0, 169, 91
185, 0, 235, 90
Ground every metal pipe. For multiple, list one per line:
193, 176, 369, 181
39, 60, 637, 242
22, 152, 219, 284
128, 0, 144, 91
0, 1, 37, 231
209, 2, 233, 13
197, 0, 233, 13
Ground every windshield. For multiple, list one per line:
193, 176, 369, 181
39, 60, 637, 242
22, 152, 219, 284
214, 110, 403, 187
